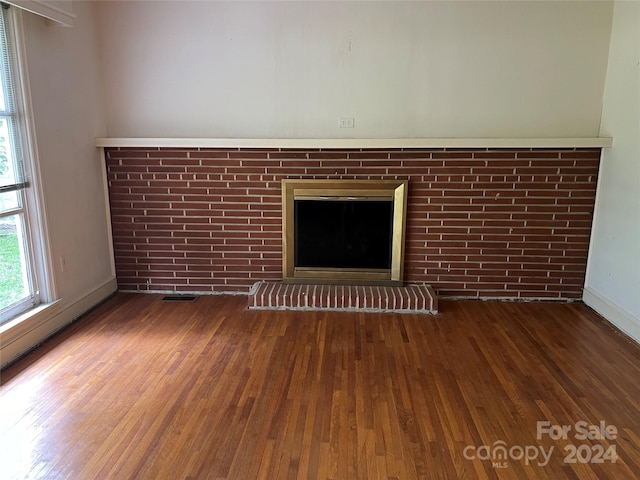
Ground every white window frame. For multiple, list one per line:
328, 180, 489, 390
0, 6, 55, 327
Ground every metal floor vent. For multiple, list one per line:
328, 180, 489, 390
162, 295, 198, 302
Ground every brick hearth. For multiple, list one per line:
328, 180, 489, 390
248, 282, 438, 314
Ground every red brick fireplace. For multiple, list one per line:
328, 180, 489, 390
104, 146, 600, 300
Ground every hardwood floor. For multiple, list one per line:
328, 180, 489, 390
1, 294, 639, 479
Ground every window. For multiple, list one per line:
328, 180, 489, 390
0, 5, 49, 325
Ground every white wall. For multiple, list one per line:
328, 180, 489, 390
0, 1, 116, 367
584, 1, 640, 343
95, 0, 613, 139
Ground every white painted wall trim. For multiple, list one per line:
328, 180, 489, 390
95, 137, 613, 150
7, 1, 75, 27
99, 148, 116, 278
0, 276, 117, 369
583, 287, 640, 345
13, 8, 58, 303
583, 148, 606, 293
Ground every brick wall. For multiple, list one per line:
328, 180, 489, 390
105, 147, 600, 299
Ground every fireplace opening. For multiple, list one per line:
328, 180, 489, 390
282, 179, 408, 285
295, 199, 393, 270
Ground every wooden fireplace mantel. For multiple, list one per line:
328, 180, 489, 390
95, 137, 613, 149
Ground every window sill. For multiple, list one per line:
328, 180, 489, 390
0, 300, 61, 345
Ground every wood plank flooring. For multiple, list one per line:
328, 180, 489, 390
1, 294, 640, 479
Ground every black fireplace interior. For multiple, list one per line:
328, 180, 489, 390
294, 199, 393, 269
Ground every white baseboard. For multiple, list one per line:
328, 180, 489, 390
583, 287, 640, 345
0, 277, 118, 369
